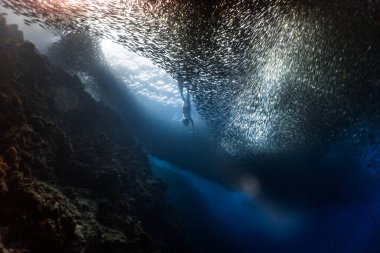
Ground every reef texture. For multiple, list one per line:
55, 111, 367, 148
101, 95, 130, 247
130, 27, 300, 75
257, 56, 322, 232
0, 15, 192, 253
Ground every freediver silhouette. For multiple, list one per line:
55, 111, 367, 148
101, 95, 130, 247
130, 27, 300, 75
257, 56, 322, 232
178, 79, 194, 133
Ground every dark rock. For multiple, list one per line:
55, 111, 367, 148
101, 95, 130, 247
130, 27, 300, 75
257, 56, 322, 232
0, 14, 23, 44
0, 18, 194, 253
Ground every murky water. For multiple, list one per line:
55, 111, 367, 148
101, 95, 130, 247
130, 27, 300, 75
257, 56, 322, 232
150, 156, 380, 253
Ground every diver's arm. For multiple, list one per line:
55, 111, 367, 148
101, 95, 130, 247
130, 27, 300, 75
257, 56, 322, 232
190, 118, 195, 133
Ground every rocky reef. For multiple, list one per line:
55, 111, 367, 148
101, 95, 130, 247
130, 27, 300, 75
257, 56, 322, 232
0, 16, 193, 253
0, 14, 23, 43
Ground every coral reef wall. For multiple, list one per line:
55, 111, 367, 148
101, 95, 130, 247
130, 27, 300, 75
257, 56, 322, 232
0, 16, 193, 253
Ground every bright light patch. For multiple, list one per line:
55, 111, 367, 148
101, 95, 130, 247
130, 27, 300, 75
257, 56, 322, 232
101, 39, 183, 107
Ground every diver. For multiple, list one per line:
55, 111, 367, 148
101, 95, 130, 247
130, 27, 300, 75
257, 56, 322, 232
178, 77, 185, 101
181, 88, 195, 133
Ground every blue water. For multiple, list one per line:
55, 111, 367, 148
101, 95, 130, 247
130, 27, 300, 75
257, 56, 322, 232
150, 156, 380, 253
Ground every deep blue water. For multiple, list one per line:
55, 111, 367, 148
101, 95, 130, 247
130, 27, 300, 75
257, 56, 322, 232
150, 156, 380, 253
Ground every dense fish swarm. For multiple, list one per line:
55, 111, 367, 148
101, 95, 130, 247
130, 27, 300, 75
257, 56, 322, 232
2, 0, 380, 157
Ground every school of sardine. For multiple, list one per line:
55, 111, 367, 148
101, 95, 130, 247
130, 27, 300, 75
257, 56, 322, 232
2, 0, 380, 159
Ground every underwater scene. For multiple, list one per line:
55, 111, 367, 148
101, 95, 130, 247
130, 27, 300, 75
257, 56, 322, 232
1, 0, 380, 252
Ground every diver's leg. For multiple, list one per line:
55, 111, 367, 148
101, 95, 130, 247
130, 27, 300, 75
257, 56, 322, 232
178, 81, 185, 101
186, 89, 191, 107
